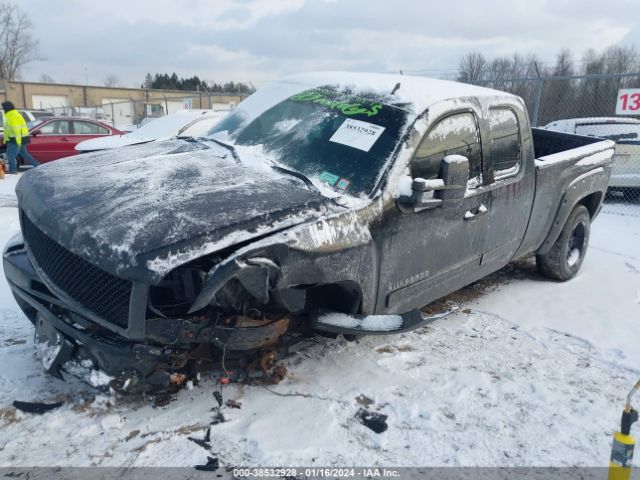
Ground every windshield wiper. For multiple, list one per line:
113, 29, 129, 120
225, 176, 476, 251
202, 137, 241, 164
270, 163, 319, 193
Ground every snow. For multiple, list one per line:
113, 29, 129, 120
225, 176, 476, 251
278, 72, 514, 115
544, 117, 640, 134
1, 173, 640, 467
318, 313, 404, 332
575, 149, 617, 167
536, 140, 615, 168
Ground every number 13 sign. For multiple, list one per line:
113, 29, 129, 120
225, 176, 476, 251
616, 89, 640, 115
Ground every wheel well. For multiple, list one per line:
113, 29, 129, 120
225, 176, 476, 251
305, 281, 363, 315
577, 191, 603, 218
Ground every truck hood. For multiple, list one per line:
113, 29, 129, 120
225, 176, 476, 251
17, 139, 337, 283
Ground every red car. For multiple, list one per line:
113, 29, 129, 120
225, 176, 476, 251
25, 117, 123, 163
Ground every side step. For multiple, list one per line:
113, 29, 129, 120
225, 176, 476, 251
311, 309, 433, 335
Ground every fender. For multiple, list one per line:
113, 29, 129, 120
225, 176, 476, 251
536, 167, 609, 255
189, 211, 380, 315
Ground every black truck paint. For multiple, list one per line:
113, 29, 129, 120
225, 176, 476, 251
3, 73, 615, 391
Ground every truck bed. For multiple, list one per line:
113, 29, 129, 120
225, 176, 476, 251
516, 128, 615, 258
532, 128, 603, 158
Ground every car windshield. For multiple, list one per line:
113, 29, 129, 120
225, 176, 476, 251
27, 119, 44, 130
207, 83, 411, 196
179, 115, 225, 138
130, 111, 208, 139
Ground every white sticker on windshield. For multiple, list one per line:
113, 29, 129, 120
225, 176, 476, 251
329, 118, 385, 152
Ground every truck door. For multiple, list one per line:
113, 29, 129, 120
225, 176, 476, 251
376, 111, 491, 314
481, 106, 535, 271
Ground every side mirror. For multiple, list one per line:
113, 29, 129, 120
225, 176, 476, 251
439, 155, 469, 200
397, 155, 469, 213
398, 178, 445, 212
30, 129, 41, 137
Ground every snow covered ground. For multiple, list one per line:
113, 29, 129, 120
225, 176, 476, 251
0, 172, 639, 467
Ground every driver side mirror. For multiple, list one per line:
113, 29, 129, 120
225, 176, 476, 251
30, 129, 41, 137
397, 155, 469, 213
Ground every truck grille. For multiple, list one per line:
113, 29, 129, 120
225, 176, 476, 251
21, 213, 132, 329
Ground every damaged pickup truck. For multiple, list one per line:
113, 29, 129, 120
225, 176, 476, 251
4, 72, 614, 392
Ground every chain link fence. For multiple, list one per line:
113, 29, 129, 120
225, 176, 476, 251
471, 73, 640, 216
42, 93, 245, 132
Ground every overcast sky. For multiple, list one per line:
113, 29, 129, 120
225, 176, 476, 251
18, 0, 640, 87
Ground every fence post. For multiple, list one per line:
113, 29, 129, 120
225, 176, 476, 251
531, 78, 543, 127
530, 63, 543, 127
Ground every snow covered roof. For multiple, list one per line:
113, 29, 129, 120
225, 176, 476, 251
278, 71, 517, 112
545, 117, 640, 131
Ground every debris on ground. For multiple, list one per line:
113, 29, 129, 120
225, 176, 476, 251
12, 400, 64, 415
355, 394, 374, 406
226, 399, 242, 409
153, 394, 171, 408
355, 408, 388, 434
194, 456, 219, 471
188, 427, 211, 450
211, 392, 225, 425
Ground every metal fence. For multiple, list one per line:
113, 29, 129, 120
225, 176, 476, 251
43, 93, 245, 132
470, 72, 640, 216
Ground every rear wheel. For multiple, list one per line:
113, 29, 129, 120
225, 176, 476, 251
536, 205, 590, 281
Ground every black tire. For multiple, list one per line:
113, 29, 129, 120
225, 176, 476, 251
536, 205, 590, 281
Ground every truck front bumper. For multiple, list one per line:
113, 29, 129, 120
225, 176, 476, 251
3, 238, 175, 392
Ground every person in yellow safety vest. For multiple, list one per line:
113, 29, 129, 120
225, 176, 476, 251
2, 101, 39, 174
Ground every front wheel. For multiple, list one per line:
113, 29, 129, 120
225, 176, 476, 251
536, 205, 591, 281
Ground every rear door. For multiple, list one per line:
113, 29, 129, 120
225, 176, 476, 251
28, 120, 72, 162
482, 106, 535, 271
377, 110, 490, 314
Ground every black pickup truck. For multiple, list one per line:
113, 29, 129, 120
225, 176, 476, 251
3, 72, 614, 391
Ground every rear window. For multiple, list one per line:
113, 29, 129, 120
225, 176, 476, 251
72, 120, 109, 135
489, 108, 521, 177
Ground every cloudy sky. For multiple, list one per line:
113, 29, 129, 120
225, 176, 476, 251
18, 0, 640, 87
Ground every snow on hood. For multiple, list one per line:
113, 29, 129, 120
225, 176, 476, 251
17, 139, 340, 283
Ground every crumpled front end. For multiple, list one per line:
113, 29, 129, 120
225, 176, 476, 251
3, 232, 182, 392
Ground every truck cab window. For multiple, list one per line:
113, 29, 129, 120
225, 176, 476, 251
489, 108, 521, 177
411, 112, 482, 185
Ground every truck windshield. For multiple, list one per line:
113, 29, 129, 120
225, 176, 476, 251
208, 86, 410, 196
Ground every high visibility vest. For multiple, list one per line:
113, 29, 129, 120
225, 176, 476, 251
3, 109, 29, 146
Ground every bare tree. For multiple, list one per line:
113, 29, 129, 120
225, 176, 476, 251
0, 3, 40, 80
38, 73, 54, 83
103, 74, 121, 88
457, 52, 487, 83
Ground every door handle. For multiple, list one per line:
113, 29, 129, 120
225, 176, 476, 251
464, 204, 488, 220
60, 137, 69, 141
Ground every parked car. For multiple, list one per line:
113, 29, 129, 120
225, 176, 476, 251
4, 72, 614, 392
19, 117, 124, 164
544, 117, 640, 199
74, 109, 227, 152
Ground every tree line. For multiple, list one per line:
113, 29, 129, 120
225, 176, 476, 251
141, 72, 254, 94
457, 47, 640, 125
